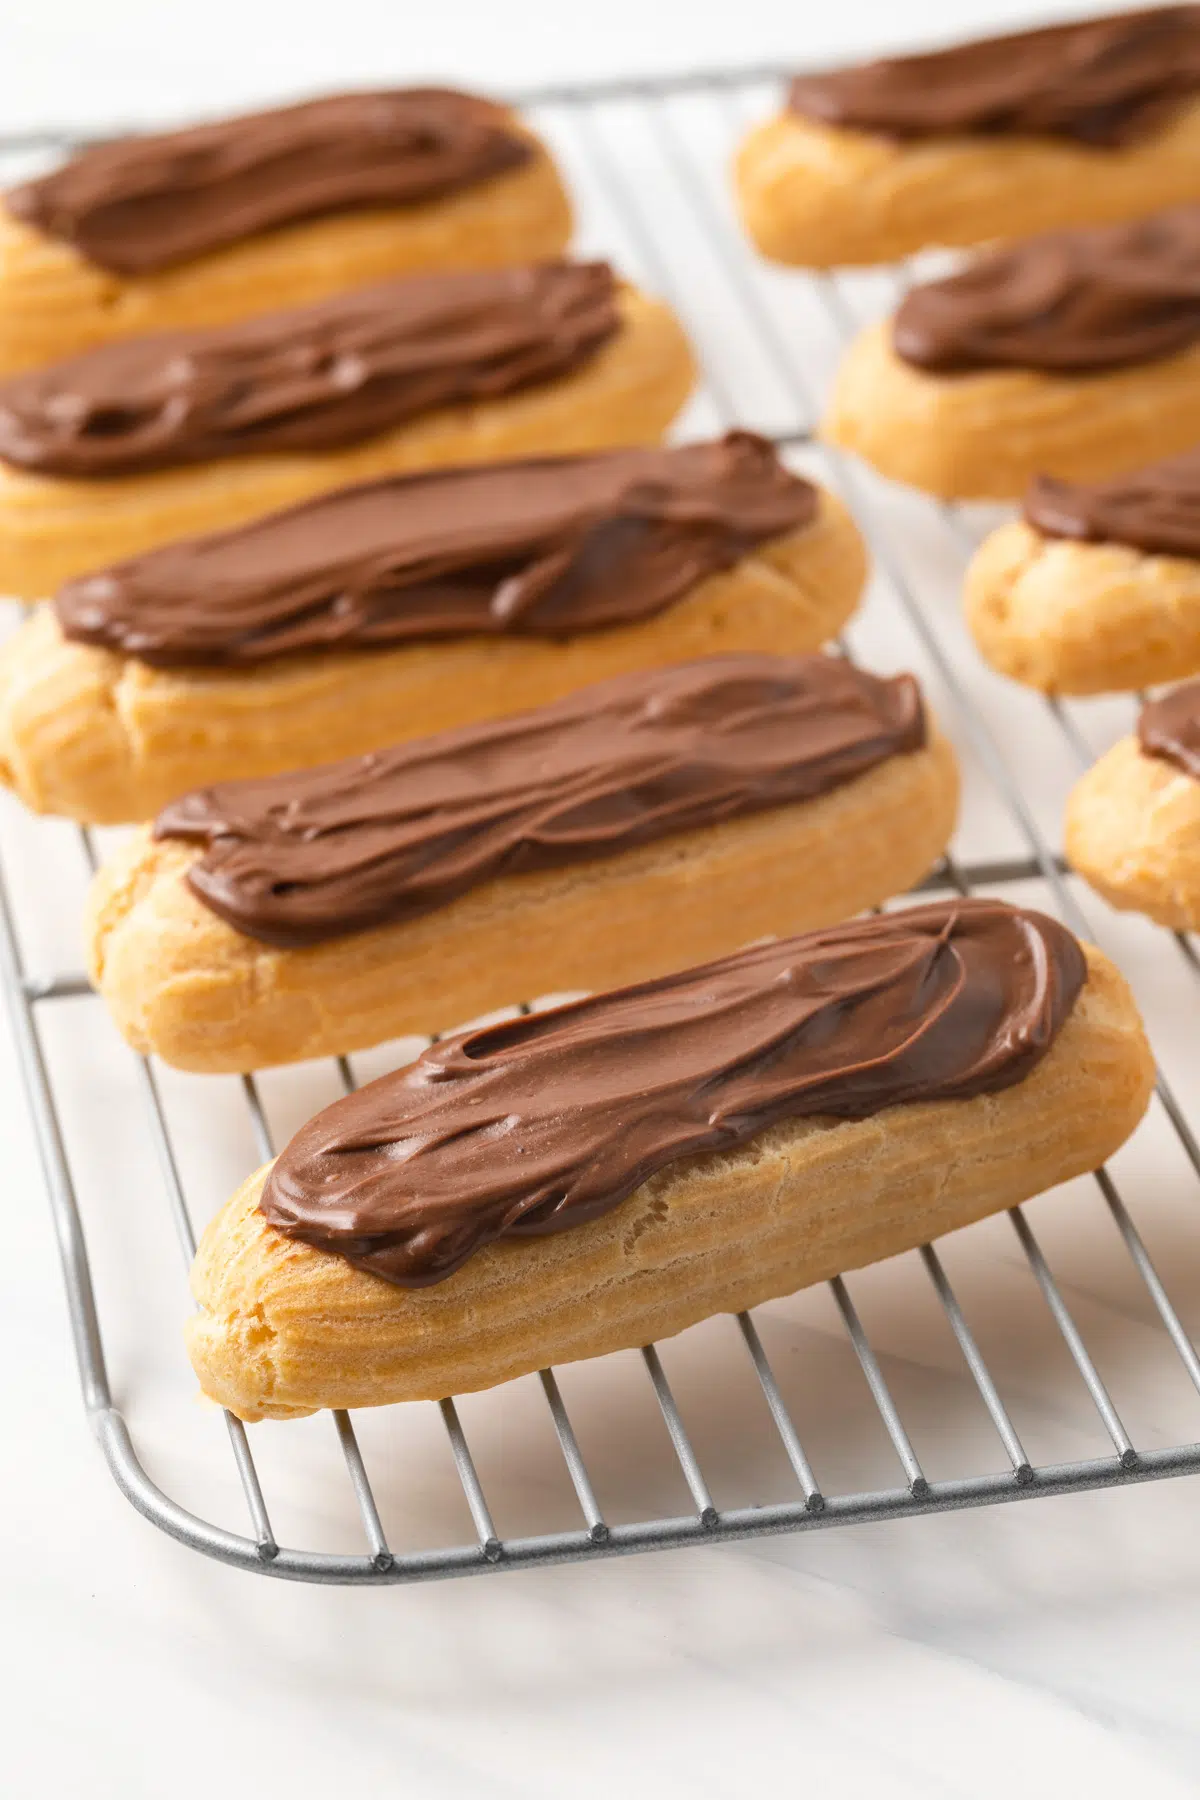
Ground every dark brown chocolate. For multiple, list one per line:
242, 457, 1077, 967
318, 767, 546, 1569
893, 206, 1200, 374
789, 8, 1200, 148
0, 260, 619, 479
1025, 449, 1200, 560
1139, 679, 1200, 777
6, 89, 532, 275
155, 652, 926, 948
259, 898, 1087, 1286
55, 433, 815, 667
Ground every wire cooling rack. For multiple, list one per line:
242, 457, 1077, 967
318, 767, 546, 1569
5, 67, 1200, 1586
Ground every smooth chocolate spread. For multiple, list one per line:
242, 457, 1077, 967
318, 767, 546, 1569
893, 206, 1200, 374
1025, 450, 1200, 559
54, 433, 815, 667
1138, 680, 1200, 777
5, 89, 533, 276
154, 653, 926, 948
0, 260, 619, 479
788, 8, 1200, 148
258, 898, 1086, 1286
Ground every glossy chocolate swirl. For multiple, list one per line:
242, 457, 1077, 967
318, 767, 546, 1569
259, 898, 1086, 1286
155, 653, 926, 948
1139, 679, 1200, 777
1026, 449, 1200, 559
54, 433, 815, 667
4, 89, 533, 276
893, 207, 1200, 374
0, 260, 619, 479
788, 8, 1200, 147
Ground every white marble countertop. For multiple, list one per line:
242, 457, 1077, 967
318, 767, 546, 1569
6, 4, 1200, 1797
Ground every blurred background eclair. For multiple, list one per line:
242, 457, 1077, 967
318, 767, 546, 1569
825, 206, 1200, 499
0, 87, 572, 374
1066, 679, 1200, 929
736, 8, 1200, 268
967, 448, 1200, 695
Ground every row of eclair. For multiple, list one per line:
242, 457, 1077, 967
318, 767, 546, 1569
742, 6, 1200, 937
8, 422, 1180, 1053
0, 24, 1180, 1422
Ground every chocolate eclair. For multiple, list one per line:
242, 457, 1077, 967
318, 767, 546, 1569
184, 897, 1153, 1419
0, 434, 867, 824
968, 448, 1200, 694
1024, 453, 1200, 559
86, 652, 959, 1072
1139, 680, 1200, 778
736, 8, 1200, 268
0, 259, 695, 597
1067, 678, 1200, 927
0, 87, 572, 376
825, 207, 1200, 499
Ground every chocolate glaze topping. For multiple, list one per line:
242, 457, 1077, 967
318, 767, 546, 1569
0, 260, 619, 479
893, 206, 1200, 374
5, 89, 532, 276
788, 8, 1200, 148
1138, 679, 1200, 778
54, 433, 814, 667
1026, 449, 1200, 559
155, 653, 926, 948
259, 898, 1086, 1286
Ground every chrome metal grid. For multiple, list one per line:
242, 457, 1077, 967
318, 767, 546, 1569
5, 67, 1200, 1585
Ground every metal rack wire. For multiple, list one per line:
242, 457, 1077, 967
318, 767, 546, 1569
5, 66, 1200, 1585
